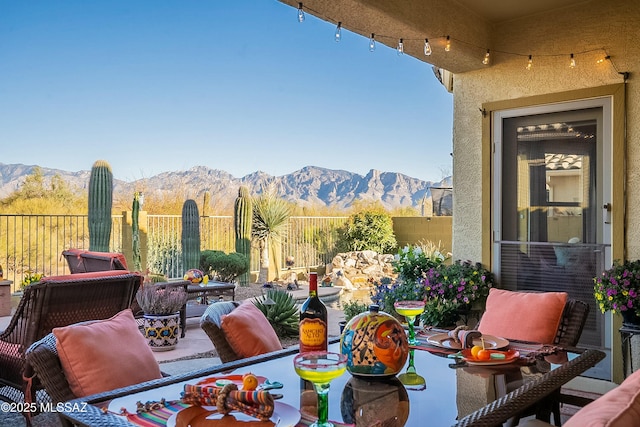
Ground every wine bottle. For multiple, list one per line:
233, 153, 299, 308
299, 272, 328, 352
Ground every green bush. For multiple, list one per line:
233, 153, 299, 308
200, 250, 249, 283
341, 300, 370, 322
336, 209, 397, 254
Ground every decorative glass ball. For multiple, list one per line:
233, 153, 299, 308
183, 269, 208, 284
340, 304, 409, 377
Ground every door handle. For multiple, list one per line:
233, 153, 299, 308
603, 203, 612, 224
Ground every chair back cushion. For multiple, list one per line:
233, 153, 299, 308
564, 367, 640, 427
53, 309, 162, 397
220, 300, 282, 358
478, 289, 568, 344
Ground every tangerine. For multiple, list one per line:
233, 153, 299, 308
477, 350, 492, 361
242, 373, 259, 390
470, 345, 483, 358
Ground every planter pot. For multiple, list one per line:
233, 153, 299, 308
622, 310, 640, 328
142, 313, 181, 351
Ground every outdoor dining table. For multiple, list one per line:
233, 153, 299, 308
56, 336, 605, 427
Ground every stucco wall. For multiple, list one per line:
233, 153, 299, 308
452, 0, 640, 262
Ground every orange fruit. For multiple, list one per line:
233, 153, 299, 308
242, 373, 259, 391
477, 350, 492, 361
470, 345, 483, 358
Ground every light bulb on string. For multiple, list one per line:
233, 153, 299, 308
445, 35, 451, 52
369, 33, 376, 52
482, 49, 490, 65
297, 3, 304, 22
424, 38, 432, 56
397, 38, 404, 55
526, 55, 533, 70
334, 22, 342, 42
570, 53, 576, 68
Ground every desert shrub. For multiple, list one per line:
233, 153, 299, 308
148, 233, 181, 279
336, 209, 397, 254
200, 250, 249, 283
254, 289, 299, 338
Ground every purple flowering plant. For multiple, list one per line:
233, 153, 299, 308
594, 259, 640, 315
370, 244, 493, 326
420, 260, 493, 326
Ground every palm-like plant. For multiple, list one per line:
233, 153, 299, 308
252, 186, 291, 283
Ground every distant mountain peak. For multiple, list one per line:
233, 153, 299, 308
0, 163, 451, 212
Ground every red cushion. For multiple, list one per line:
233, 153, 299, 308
53, 309, 162, 397
221, 300, 282, 358
564, 368, 640, 427
478, 289, 567, 344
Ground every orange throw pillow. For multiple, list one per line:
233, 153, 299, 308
478, 289, 568, 344
53, 309, 162, 397
221, 301, 282, 358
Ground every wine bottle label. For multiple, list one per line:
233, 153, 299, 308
299, 318, 327, 351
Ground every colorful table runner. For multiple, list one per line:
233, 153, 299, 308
125, 401, 354, 427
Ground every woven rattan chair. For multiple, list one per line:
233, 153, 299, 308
477, 296, 590, 427
200, 301, 242, 363
0, 270, 141, 405
25, 323, 169, 404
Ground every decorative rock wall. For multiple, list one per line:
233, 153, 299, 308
325, 250, 396, 290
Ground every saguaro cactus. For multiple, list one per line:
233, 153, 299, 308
234, 186, 252, 285
132, 192, 142, 272
181, 199, 201, 271
88, 160, 113, 252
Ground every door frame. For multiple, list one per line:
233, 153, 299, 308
481, 84, 626, 382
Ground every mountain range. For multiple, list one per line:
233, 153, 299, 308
0, 163, 451, 212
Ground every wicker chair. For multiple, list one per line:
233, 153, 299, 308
479, 297, 590, 427
200, 301, 242, 363
0, 271, 141, 405
25, 322, 169, 404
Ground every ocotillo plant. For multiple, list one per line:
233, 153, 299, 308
234, 186, 252, 285
132, 191, 142, 272
88, 160, 113, 252
181, 199, 201, 271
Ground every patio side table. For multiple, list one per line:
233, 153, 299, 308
619, 325, 640, 379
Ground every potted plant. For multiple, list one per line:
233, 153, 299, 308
371, 243, 493, 328
594, 259, 640, 326
136, 284, 188, 351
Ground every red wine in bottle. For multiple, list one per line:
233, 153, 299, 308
299, 272, 328, 352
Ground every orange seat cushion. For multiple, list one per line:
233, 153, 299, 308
53, 309, 162, 397
478, 289, 568, 344
221, 300, 282, 358
564, 368, 640, 427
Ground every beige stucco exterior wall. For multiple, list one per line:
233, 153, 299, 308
451, 0, 640, 264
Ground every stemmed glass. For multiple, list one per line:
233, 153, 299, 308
394, 300, 426, 346
293, 352, 347, 427
397, 349, 426, 390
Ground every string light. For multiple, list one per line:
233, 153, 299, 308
482, 49, 490, 65
424, 38, 432, 56
291, 4, 619, 74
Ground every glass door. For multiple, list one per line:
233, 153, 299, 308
493, 99, 612, 379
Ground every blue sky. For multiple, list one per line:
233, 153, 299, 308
0, 1, 453, 183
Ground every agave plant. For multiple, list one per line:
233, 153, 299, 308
254, 289, 299, 338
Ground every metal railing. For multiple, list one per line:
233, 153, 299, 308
1, 214, 347, 292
